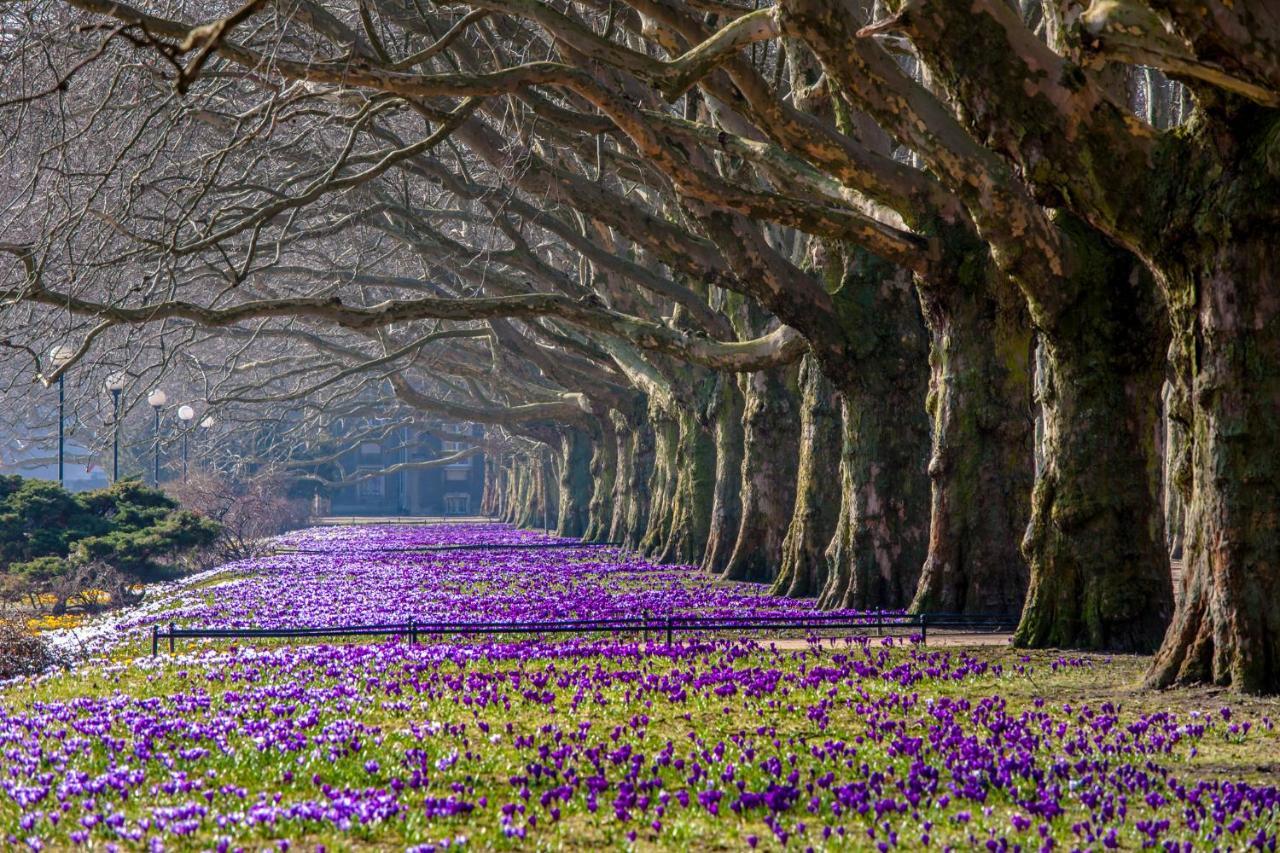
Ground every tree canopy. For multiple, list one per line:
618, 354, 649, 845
1, 0, 1278, 691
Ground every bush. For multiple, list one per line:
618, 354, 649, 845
0, 476, 221, 614
165, 471, 311, 561
0, 618, 61, 678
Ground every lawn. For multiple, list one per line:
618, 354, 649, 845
0, 524, 1276, 851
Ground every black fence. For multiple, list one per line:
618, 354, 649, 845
275, 541, 624, 556
150, 612, 1017, 656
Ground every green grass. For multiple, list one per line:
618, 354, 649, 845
0, 639, 1276, 850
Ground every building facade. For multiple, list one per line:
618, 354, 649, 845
328, 425, 484, 517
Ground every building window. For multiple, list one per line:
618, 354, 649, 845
444, 493, 470, 515
360, 442, 381, 460
445, 467, 469, 482
442, 439, 472, 469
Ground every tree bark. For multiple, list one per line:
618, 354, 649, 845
613, 413, 655, 550
583, 419, 617, 543
773, 354, 842, 597
819, 259, 932, 611
700, 376, 745, 573
911, 262, 1035, 615
1148, 234, 1280, 693
721, 364, 800, 582
640, 413, 679, 555
1015, 230, 1172, 653
657, 410, 716, 563
556, 427, 593, 538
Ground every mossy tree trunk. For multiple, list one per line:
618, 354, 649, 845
1015, 229, 1172, 653
583, 418, 617, 543
480, 454, 498, 518
720, 364, 800, 582
700, 376, 745, 573
514, 447, 558, 533
773, 354, 842, 597
1161, 381, 1189, 562
612, 414, 654, 550
1148, 232, 1280, 693
510, 461, 528, 526
819, 258, 932, 611
658, 410, 717, 563
640, 413, 678, 555
541, 447, 560, 533
911, 259, 1035, 616
556, 427, 593, 539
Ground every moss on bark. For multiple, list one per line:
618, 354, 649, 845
911, 253, 1035, 616
818, 256, 932, 611
583, 420, 617, 543
1148, 233, 1280, 692
700, 377, 745, 574
658, 411, 717, 563
1015, 223, 1172, 653
721, 364, 801, 582
556, 428, 593, 539
773, 355, 842, 597
640, 413, 678, 555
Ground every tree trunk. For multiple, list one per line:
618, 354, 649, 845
480, 453, 498, 517
819, 260, 932, 611
700, 377, 745, 573
612, 414, 654, 550
1148, 236, 1280, 693
911, 265, 1035, 615
608, 412, 633, 546
721, 365, 800, 582
556, 428, 593, 539
773, 355, 842, 597
511, 459, 532, 528
657, 411, 716, 563
541, 448, 560, 533
583, 420, 617, 543
1015, 233, 1172, 653
640, 414, 679, 556
1161, 381, 1188, 563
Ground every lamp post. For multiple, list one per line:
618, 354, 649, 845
49, 346, 74, 486
105, 373, 126, 483
199, 415, 214, 474
177, 405, 195, 482
147, 389, 166, 486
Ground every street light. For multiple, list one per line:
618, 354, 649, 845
199, 415, 214, 475
147, 389, 166, 486
104, 372, 126, 483
49, 346, 74, 486
178, 404, 195, 482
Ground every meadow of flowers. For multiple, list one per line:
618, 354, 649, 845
0, 523, 1276, 851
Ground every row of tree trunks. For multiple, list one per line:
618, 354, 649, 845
506, 448, 558, 533
489, 232, 1178, 660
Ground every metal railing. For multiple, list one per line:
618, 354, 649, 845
149, 612, 1017, 656
274, 541, 623, 556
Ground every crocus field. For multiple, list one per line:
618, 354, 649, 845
2, 524, 1277, 851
